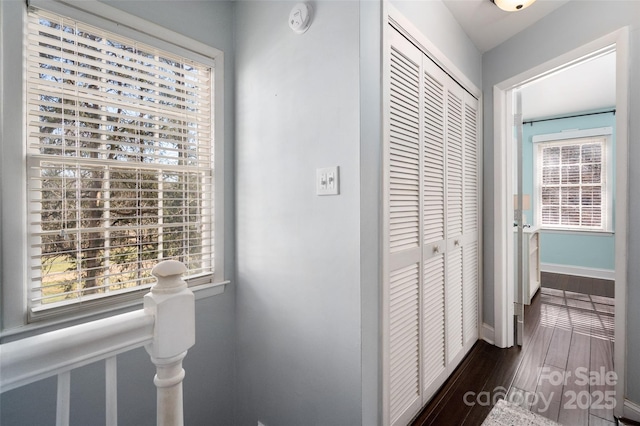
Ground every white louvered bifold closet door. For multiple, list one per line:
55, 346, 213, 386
462, 98, 480, 346
420, 57, 447, 400
386, 29, 423, 426
443, 87, 480, 367
384, 25, 480, 426
445, 84, 465, 364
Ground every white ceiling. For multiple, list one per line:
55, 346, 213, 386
442, 0, 616, 120
520, 52, 616, 121
441, 0, 571, 53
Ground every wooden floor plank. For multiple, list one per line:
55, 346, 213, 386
589, 413, 616, 426
566, 291, 593, 302
531, 364, 563, 422
511, 324, 555, 393
462, 346, 524, 425
426, 345, 501, 426
565, 308, 594, 341
591, 295, 614, 306
591, 312, 615, 342
541, 273, 614, 298
524, 290, 544, 342
590, 328, 615, 422
545, 327, 572, 370
558, 331, 591, 426
410, 342, 484, 425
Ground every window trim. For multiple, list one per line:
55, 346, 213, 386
1, 0, 225, 331
532, 127, 613, 233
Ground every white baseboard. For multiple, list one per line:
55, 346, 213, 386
624, 399, 640, 421
540, 263, 615, 281
481, 323, 495, 345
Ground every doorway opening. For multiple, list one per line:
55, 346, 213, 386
492, 27, 629, 419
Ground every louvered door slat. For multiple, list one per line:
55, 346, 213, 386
389, 264, 420, 424
463, 241, 479, 343
390, 56, 421, 89
446, 245, 463, 361
389, 45, 421, 254
390, 131, 420, 151
390, 113, 420, 134
390, 92, 420, 117
464, 101, 478, 234
447, 90, 464, 238
390, 124, 421, 142
423, 68, 446, 245
423, 254, 446, 391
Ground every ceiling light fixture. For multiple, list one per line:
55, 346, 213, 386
492, 0, 536, 12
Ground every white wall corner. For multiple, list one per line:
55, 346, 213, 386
481, 323, 495, 345
623, 399, 640, 421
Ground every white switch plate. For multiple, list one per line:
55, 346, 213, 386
316, 166, 339, 196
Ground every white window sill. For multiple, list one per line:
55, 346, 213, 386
0, 280, 229, 340
191, 280, 229, 300
538, 228, 615, 236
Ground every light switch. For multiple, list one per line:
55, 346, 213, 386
316, 166, 339, 196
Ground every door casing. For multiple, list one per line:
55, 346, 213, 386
492, 27, 630, 417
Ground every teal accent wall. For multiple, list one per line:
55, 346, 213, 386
522, 111, 616, 270
540, 232, 615, 270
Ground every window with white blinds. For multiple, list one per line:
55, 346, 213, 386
26, 8, 215, 312
537, 137, 608, 231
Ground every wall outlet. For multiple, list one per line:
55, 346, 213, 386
316, 166, 339, 196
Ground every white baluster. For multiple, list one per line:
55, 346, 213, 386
144, 260, 195, 426
106, 356, 118, 426
56, 371, 70, 426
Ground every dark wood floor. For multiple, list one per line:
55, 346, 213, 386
542, 271, 615, 298
410, 284, 615, 426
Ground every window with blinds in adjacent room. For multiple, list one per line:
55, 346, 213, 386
26, 8, 215, 315
537, 137, 609, 231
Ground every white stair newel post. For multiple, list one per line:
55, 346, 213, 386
144, 260, 195, 426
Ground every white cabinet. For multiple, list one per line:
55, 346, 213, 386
383, 26, 481, 426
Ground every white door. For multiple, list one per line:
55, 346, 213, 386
384, 25, 481, 426
385, 28, 423, 426
514, 90, 525, 346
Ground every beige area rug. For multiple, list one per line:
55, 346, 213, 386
482, 399, 560, 426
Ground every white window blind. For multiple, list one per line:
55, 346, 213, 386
26, 8, 214, 311
537, 137, 606, 230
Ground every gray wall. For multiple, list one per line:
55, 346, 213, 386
481, 0, 640, 403
234, 1, 362, 425
233, 1, 482, 425
359, 1, 383, 424
0, 1, 237, 425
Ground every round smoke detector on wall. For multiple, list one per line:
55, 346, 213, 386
288, 3, 312, 34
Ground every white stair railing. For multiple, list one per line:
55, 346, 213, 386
0, 260, 195, 426
144, 260, 195, 426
